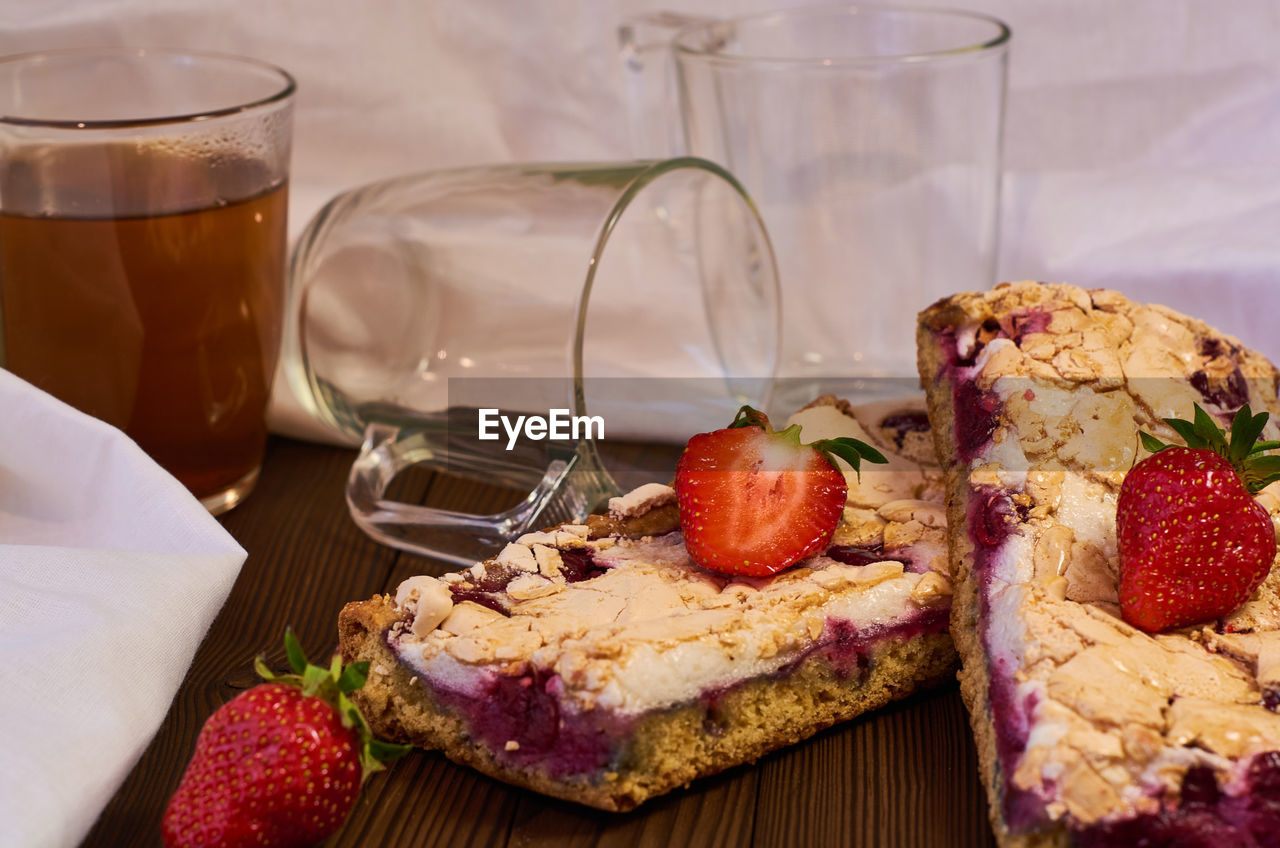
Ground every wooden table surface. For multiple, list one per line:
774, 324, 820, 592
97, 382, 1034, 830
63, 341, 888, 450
84, 435, 998, 848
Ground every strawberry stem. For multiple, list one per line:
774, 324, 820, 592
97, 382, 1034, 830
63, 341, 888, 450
728, 405, 771, 431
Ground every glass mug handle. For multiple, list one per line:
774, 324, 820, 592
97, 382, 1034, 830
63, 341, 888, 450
617, 11, 727, 158
284, 168, 637, 566
345, 423, 617, 567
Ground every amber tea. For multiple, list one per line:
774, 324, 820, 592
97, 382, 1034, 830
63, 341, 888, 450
0, 143, 287, 503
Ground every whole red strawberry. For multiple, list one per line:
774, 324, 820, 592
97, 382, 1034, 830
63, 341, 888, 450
674, 405, 886, 576
162, 630, 408, 848
1118, 404, 1280, 632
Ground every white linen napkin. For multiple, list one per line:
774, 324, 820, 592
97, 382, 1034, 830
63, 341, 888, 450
0, 370, 247, 848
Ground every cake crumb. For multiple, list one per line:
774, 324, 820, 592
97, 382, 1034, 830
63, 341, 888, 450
608, 483, 676, 521
911, 572, 953, 605
505, 740, 520, 751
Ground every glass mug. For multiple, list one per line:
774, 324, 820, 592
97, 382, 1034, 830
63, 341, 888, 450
285, 158, 779, 565
0, 48, 295, 514
621, 5, 1010, 408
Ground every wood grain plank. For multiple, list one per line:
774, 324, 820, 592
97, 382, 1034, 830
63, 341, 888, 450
753, 686, 995, 848
333, 753, 519, 848
498, 761, 759, 848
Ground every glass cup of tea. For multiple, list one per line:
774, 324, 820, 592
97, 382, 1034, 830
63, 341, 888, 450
0, 48, 294, 514
284, 158, 779, 565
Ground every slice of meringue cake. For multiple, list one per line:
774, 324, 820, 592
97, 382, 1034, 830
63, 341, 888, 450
337, 395, 957, 811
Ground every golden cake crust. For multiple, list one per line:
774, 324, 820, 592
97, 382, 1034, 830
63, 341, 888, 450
339, 594, 955, 811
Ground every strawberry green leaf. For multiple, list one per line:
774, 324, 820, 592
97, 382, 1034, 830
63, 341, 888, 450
338, 692, 364, 733
1163, 417, 1206, 449
368, 737, 412, 763
772, 422, 805, 447
1139, 431, 1170, 454
1156, 402, 1280, 494
338, 661, 369, 693
1242, 454, 1280, 494
1194, 404, 1228, 454
338, 689, 411, 779
284, 628, 308, 674
1229, 405, 1268, 464
338, 693, 362, 728
813, 437, 888, 480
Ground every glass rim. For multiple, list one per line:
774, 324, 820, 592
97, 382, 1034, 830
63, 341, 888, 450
0, 46, 296, 130
573, 155, 780, 387
673, 3, 1011, 68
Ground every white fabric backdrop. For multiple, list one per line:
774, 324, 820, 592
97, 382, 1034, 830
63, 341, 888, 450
4, 4, 1280, 843
4, 0, 1280, 413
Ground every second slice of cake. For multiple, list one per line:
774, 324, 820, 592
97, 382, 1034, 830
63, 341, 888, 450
337, 396, 955, 811
919, 281, 1280, 847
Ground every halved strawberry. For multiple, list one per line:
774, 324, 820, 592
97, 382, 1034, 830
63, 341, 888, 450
674, 406, 886, 577
1117, 404, 1280, 632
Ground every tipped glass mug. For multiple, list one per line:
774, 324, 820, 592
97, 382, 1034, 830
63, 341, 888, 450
0, 48, 295, 514
621, 4, 1010, 409
285, 158, 779, 565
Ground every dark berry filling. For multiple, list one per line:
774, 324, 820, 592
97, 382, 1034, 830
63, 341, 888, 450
697, 606, 949, 732
818, 607, 951, 677
1071, 758, 1280, 847
446, 546, 612, 614
937, 307, 1053, 464
953, 380, 1001, 464
1190, 337, 1250, 411
1200, 337, 1233, 359
936, 328, 1000, 464
818, 619, 875, 680
880, 410, 931, 449
426, 664, 633, 778
447, 561, 528, 614
447, 588, 509, 615
559, 547, 610, 583
396, 604, 950, 779
999, 308, 1051, 344
967, 485, 1043, 829
969, 487, 1026, 549
1191, 367, 1249, 411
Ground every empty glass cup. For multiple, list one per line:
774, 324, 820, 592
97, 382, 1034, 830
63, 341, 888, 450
622, 5, 1010, 409
285, 157, 779, 565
